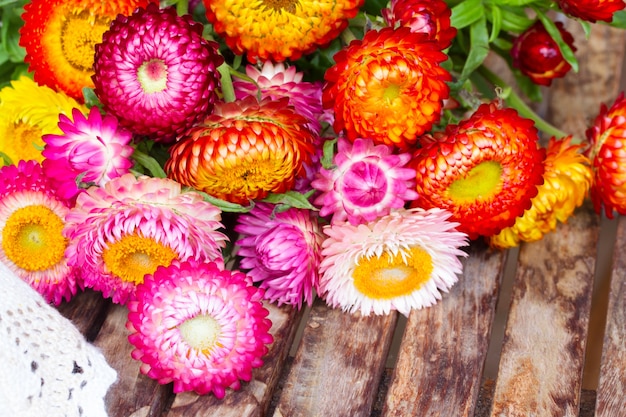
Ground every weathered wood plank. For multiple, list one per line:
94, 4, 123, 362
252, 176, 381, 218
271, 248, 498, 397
165, 303, 303, 417
57, 289, 111, 340
595, 216, 626, 417
97, 304, 173, 417
382, 241, 506, 417
489, 204, 599, 417
273, 299, 397, 417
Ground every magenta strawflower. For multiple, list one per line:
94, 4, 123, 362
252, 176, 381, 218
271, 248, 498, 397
64, 174, 228, 305
42, 107, 134, 200
318, 208, 468, 316
233, 61, 326, 134
0, 160, 80, 305
312, 137, 419, 225
92, 4, 223, 142
126, 259, 273, 397
235, 203, 324, 308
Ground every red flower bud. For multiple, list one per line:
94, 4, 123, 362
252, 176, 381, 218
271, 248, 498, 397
511, 21, 576, 86
557, 0, 626, 23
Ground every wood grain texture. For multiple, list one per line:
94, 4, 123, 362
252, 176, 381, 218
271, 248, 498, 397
382, 241, 506, 417
57, 289, 111, 341
165, 303, 303, 417
97, 304, 173, 417
490, 204, 599, 417
273, 299, 397, 417
595, 216, 626, 417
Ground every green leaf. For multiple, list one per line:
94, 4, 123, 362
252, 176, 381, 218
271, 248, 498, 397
608, 10, 626, 29
488, 5, 502, 43
450, 0, 484, 30
498, 6, 536, 33
261, 190, 318, 212
196, 191, 254, 213
131, 148, 167, 178
82, 88, 102, 109
532, 6, 578, 72
321, 138, 337, 170
458, 15, 490, 83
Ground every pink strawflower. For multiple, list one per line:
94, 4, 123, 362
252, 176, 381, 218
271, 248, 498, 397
92, 4, 223, 142
233, 61, 326, 134
64, 174, 228, 305
126, 259, 273, 398
235, 203, 324, 309
311, 137, 419, 225
42, 107, 134, 200
318, 208, 468, 316
0, 160, 80, 305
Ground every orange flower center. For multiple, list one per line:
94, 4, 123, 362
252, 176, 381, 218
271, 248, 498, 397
352, 247, 433, 299
447, 161, 503, 203
262, 0, 299, 13
60, 11, 110, 71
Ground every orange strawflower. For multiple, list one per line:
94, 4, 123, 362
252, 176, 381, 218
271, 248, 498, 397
489, 137, 592, 249
19, 0, 156, 100
323, 27, 451, 149
410, 102, 545, 239
165, 97, 317, 204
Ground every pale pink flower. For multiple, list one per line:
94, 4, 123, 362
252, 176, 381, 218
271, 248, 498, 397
42, 107, 134, 200
233, 61, 326, 134
318, 208, 468, 316
235, 203, 324, 308
64, 174, 227, 304
312, 137, 419, 225
127, 259, 273, 397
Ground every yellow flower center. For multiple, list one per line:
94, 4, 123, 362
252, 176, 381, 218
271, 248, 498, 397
61, 11, 110, 71
262, 0, 298, 13
179, 314, 223, 354
102, 234, 178, 285
137, 59, 168, 93
2, 205, 68, 271
1, 121, 45, 164
447, 161, 503, 203
383, 84, 401, 103
352, 247, 434, 299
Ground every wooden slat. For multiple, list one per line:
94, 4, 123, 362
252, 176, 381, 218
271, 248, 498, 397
165, 303, 303, 417
490, 204, 599, 417
595, 216, 626, 417
97, 304, 173, 417
57, 289, 111, 340
382, 242, 507, 417
274, 299, 397, 417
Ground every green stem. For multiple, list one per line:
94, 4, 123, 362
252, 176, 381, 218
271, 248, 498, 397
340, 27, 357, 45
176, 0, 189, 16
477, 65, 583, 143
218, 62, 236, 103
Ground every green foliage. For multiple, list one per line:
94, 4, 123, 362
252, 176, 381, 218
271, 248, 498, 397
0, 0, 28, 88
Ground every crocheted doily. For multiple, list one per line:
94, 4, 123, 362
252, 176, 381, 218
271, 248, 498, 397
0, 261, 117, 417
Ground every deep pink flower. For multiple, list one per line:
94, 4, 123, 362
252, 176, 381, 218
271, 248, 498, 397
127, 259, 273, 397
42, 107, 134, 200
64, 174, 227, 304
0, 160, 80, 304
235, 203, 324, 308
92, 4, 223, 142
312, 137, 418, 225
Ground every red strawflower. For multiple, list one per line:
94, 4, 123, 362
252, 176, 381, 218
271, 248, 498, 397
382, 0, 457, 49
585, 93, 626, 217
410, 102, 545, 239
511, 21, 577, 86
557, 0, 626, 22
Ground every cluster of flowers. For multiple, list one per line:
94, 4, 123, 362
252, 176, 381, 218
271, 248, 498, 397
0, 0, 625, 399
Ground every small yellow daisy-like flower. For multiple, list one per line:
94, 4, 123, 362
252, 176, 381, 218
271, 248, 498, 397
0, 76, 87, 165
203, 0, 364, 63
19, 0, 155, 100
489, 137, 593, 249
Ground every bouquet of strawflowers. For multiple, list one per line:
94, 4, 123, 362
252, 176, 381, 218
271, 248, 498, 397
1, 0, 625, 398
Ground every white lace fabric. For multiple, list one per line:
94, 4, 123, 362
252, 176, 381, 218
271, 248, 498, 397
0, 261, 117, 417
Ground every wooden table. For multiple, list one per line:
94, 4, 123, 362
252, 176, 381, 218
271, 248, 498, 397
58, 20, 626, 417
